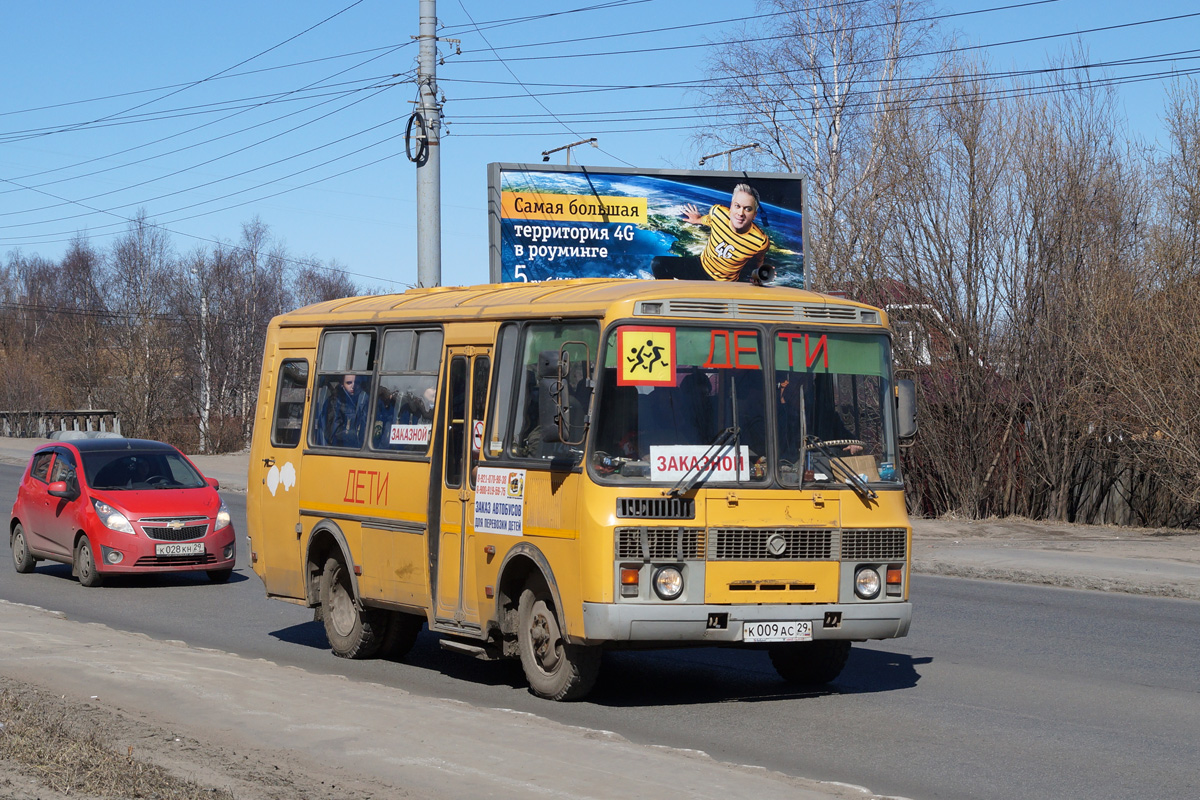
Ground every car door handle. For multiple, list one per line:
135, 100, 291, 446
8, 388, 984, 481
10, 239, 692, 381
262, 457, 275, 467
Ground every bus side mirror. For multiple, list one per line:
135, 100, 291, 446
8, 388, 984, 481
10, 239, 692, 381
897, 378, 917, 444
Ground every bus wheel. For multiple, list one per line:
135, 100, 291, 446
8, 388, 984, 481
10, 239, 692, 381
379, 612, 423, 660
768, 640, 851, 685
319, 556, 384, 659
517, 581, 599, 701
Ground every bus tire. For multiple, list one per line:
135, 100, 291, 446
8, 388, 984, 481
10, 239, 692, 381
380, 611, 423, 660
319, 556, 384, 659
517, 581, 599, 701
768, 640, 851, 685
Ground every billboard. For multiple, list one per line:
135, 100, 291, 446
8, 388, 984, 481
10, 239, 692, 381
487, 164, 806, 288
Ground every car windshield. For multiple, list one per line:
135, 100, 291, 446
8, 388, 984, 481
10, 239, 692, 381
590, 324, 902, 488
82, 450, 207, 490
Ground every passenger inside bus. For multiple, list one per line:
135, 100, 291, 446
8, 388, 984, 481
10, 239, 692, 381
314, 374, 370, 448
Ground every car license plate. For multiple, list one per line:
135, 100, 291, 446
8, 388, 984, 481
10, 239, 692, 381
742, 620, 813, 643
155, 542, 205, 557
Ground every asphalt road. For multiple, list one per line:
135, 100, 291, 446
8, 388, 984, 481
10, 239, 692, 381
3, 461, 1198, 800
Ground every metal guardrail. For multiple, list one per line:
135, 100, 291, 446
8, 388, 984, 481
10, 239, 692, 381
0, 410, 121, 438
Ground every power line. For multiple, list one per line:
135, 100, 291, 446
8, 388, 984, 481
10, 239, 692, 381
1, 84, 405, 223
30, 0, 369, 143
453, 0, 635, 167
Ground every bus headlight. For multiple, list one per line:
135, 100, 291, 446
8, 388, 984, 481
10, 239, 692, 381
854, 567, 881, 599
653, 566, 684, 600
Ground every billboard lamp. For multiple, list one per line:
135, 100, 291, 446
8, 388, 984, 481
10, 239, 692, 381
541, 137, 598, 166
700, 143, 761, 171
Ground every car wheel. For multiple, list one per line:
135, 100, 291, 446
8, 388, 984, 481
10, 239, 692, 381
318, 556, 384, 659
74, 536, 103, 588
11, 524, 36, 574
517, 578, 599, 701
206, 568, 233, 583
768, 640, 851, 685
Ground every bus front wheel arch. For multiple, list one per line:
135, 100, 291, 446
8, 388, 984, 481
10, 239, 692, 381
516, 575, 600, 701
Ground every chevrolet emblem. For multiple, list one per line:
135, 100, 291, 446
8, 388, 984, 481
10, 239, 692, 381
167, 520, 185, 530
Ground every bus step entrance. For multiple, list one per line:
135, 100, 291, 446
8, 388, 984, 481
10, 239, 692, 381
438, 637, 502, 661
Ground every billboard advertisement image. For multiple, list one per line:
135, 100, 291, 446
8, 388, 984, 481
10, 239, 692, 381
487, 164, 806, 288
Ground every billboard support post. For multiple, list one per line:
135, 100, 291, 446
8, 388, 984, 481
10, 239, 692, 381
415, 0, 441, 287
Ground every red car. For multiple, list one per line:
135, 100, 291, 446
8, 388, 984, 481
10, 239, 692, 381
9, 438, 235, 587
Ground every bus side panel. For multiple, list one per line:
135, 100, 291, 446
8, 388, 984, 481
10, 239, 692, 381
300, 454, 433, 608
481, 469, 586, 637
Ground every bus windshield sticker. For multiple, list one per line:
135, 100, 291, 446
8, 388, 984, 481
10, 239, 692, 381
389, 424, 431, 446
649, 445, 751, 482
618, 326, 676, 386
474, 467, 527, 536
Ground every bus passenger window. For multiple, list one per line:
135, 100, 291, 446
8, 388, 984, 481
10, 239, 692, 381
372, 328, 443, 453
271, 359, 309, 448
310, 330, 375, 450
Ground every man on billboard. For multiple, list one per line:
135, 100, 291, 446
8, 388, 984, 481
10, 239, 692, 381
651, 183, 771, 283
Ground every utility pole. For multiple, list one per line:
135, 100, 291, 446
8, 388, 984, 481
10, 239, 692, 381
415, 0, 441, 287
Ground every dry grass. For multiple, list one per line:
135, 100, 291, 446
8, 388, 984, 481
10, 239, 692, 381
0, 688, 233, 800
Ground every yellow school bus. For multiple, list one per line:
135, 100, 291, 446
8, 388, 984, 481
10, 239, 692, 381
247, 278, 916, 700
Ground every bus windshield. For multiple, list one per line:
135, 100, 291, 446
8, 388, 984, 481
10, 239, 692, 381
590, 324, 901, 488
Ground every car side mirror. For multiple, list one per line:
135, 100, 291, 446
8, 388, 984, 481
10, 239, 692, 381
207, 477, 220, 491
47, 480, 78, 500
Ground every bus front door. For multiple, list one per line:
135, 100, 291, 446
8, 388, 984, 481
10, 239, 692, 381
434, 347, 491, 630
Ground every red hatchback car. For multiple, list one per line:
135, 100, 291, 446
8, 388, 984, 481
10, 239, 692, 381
9, 438, 235, 587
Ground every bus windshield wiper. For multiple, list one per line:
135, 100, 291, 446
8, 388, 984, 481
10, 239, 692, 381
806, 436, 878, 501
667, 426, 739, 497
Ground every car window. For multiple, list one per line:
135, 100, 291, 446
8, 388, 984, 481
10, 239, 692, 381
29, 452, 52, 482
49, 449, 77, 483
82, 451, 207, 490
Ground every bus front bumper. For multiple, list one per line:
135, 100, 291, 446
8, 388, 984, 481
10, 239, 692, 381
580, 601, 912, 644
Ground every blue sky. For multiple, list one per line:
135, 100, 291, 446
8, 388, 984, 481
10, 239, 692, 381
2, 0, 1197, 291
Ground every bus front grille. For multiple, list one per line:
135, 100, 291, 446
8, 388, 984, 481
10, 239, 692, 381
616, 527, 706, 560
709, 528, 836, 560
841, 528, 908, 560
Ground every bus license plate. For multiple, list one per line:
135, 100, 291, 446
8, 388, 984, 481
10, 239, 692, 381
155, 542, 205, 557
742, 620, 813, 643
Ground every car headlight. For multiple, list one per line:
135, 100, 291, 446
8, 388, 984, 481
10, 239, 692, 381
854, 567, 881, 599
653, 566, 684, 600
214, 500, 231, 531
92, 500, 135, 534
